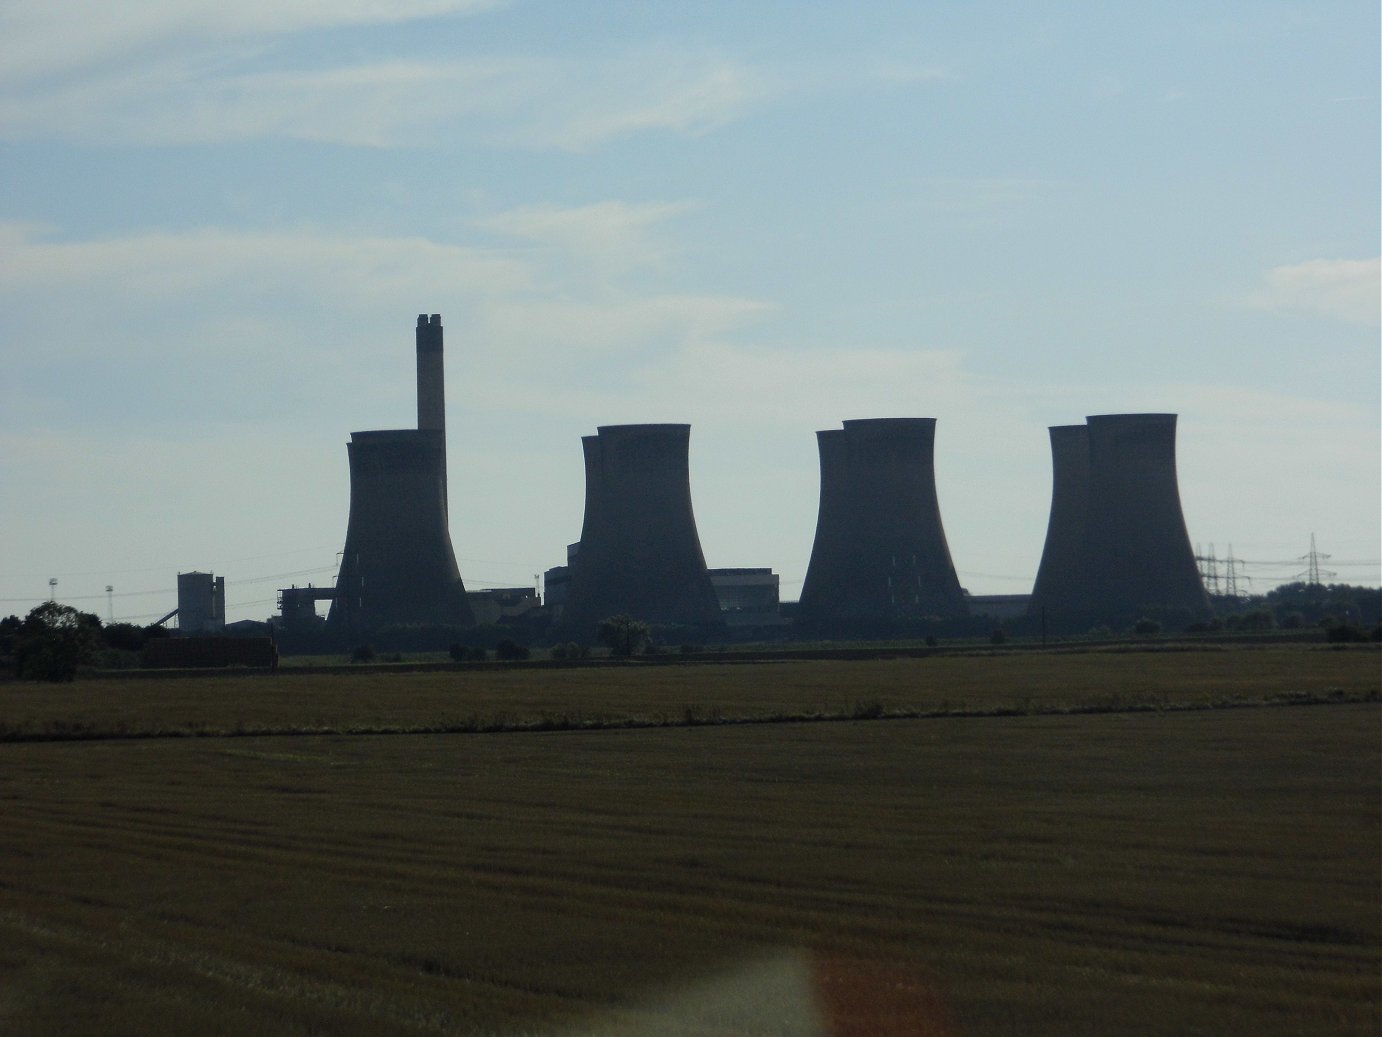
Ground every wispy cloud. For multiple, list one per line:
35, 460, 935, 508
0, 1, 505, 83
515, 56, 773, 151
0, 223, 531, 326
1241, 257, 1380, 327
480, 201, 696, 278
869, 61, 952, 86
0, 11, 772, 151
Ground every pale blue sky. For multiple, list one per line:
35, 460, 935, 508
2, 1, 1377, 623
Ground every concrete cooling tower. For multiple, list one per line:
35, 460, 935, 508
1029, 413, 1209, 631
327, 315, 474, 636
1027, 424, 1091, 632
560, 424, 723, 639
796, 418, 968, 635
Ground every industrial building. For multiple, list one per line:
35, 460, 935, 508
326, 315, 474, 636
796, 418, 968, 635
1029, 413, 1210, 631
559, 424, 724, 639
176, 572, 225, 634
467, 586, 541, 626
709, 567, 787, 631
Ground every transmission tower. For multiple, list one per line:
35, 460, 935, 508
1195, 544, 1221, 596
1223, 545, 1241, 600
1298, 533, 1336, 586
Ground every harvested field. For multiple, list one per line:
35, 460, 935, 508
0, 645, 1376, 741
0, 649, 1378, 1035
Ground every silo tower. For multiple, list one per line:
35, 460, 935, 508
560, 424, 723, 639
796, 418, 968, 636
327, 315, 474, 636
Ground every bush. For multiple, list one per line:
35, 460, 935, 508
448, 643, 467, 661
598, 614, 651, 658
495, 639, 529, 661
989, 628, 1007, 646
102, 622, 149, 652
350, 644, 375, 664
91, 648, 141, 670
1324, 622, 1368, 644
1238, 608, 1276, 631
924, 635, 938, 648
1132, 617, 1161, 636
15, 602, 101, 682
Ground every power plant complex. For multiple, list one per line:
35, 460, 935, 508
258, 314, 1212, 643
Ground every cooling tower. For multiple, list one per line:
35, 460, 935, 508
560, 424, 723, 639
1082, 413, 1209, 625
327, 315, 473, 636
1027, 424, 1091, 630
1029, 413, 1209, 631
796, 418, 968, 635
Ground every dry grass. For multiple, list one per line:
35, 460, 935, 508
0, 649, 1378, 1035
0, 645, 1376, 740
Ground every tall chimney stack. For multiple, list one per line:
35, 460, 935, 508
416, 313, 446, 510
416, 313, 445, 433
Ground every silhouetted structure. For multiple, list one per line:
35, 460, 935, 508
560, 424, 723, 639
327, 315, 473, 636
796, 418, 968, 635
1029, 413, 1209, 631
1028, 424, 1091, 631
176, 571, 225, 633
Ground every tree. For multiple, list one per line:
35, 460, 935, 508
598, 614, 650, 658
15, 602, 101, 681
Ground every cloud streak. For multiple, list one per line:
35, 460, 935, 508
1, 29, 771, 151
0, 1, 505, 83
1243, 257, 1380, 327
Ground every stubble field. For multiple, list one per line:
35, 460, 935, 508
1, 647, 1378, 1035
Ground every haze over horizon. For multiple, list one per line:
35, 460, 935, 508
2, 1, 1378, 625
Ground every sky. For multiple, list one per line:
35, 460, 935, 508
1, 1, 1378, 625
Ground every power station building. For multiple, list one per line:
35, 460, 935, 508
176, 571, 225, 634
1029, 413, 1210, 631
326, 315, 474, 636
559, 423, 724, 639
796, 418, 968, 635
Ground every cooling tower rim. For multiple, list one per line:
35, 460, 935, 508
349, 428, 443, 444
840, 417, 937, 430
594, 422, 692, 438
1085, 412, 1178, 425
1048, 424, 1091, 443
